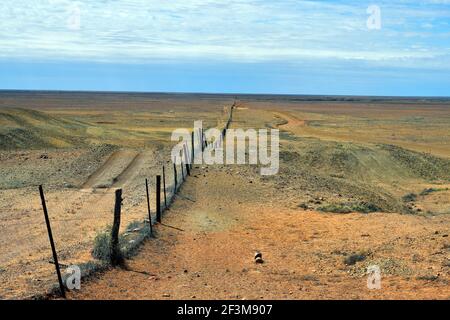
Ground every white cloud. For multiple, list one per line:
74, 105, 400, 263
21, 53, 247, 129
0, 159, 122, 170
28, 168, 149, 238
0, 0, 449, 67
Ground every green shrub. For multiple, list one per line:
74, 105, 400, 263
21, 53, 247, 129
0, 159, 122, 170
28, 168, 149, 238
344, 252, 367, 265
319, 202, 380, 214
92, 227, 114, 262
420, 187, 448, 196
318, 203, 352, 213
350, 202, 380, 213
402, 193, 417, 202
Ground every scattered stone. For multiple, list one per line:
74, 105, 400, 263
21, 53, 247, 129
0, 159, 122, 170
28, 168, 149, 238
254, 251, 264, 264
162, 293, 171, 297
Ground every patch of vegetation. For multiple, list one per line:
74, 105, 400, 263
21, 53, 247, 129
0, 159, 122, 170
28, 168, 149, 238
380, 144, 450, 181
279, 131, 300, 141
92, 221, 154, 264
319, 201, 380, 214
344, 252, 368, 265
126, 221, 142, 231
420, 187, 449, 196
318, 203, 352, 214
279, 150, 299, 162
348, 258, 413, 277
121, 224, 153, 259
416, 274, 439, 281
402, 193, 417, 202
91, 226, 123, 263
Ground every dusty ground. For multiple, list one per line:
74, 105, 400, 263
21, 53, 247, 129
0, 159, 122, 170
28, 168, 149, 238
0, 93, 232, 299
69, 165, 450, 300
1, 92, 449, 300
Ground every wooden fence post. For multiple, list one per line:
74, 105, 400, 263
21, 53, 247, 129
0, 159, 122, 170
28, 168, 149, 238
181, 159, 185, 181
162, 166, 167, 208
156, 175, 161, 223
111, 189, 123, 267
145, 179, 153, 236
38, 185, 65, 298
183, 143, 190, 176
201, 128, 205, 152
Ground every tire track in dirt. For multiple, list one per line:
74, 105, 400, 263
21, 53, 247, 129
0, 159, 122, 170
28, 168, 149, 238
81, 150, 139, 189
111, 152, 146, 188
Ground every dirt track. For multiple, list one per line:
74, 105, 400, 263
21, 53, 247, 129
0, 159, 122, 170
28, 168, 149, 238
69, 164, 450, 300
82, 150, 141, 189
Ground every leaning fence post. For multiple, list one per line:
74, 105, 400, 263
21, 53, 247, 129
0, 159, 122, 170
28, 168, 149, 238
162, 166, 167, 208
39, 185, 65, 298
145, 179, 153, 236
156, 175, 161, 223
111, 189, 123, 267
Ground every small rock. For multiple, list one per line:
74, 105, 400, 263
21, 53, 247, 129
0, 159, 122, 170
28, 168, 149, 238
254, 251, 264, 264
162, 293, 170, 297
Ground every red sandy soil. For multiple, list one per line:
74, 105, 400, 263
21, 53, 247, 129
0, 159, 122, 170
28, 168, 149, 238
68, 165, 450, 300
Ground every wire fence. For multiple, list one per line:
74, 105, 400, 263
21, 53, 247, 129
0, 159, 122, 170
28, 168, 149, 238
0, 104, 235, 299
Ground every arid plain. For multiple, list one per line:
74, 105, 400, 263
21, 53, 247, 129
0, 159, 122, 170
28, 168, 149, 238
0, 92, 449, 299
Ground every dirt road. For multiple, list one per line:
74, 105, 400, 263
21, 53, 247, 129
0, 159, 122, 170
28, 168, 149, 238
69, 164, 450, 300
273, 111, 307, 129
82, 150, 141, 189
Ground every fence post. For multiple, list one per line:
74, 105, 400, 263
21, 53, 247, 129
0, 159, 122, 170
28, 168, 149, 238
183, 143, 190, 176
38, 185, 65, 298
156, 175, 161, 223
191, 131, 195, 167
111, 189, 123, 267
145, 179, 153, 236
180, 159, 185, 181
201, 128, 205, 152
173, 157, 178, 192
162, 166, 167, 208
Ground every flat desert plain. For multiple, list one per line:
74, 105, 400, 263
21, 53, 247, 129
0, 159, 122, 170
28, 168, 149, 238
0, 92, 449, 299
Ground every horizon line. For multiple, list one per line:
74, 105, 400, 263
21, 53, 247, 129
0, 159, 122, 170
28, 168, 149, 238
1, 89, 450, 100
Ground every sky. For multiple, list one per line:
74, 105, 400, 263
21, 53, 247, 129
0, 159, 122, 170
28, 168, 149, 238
0, 0, 450, 96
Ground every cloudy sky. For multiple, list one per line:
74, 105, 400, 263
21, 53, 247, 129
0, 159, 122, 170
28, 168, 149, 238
1, 0, 450, 96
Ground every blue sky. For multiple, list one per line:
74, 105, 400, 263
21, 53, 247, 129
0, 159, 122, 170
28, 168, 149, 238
1, 0, 450, 96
